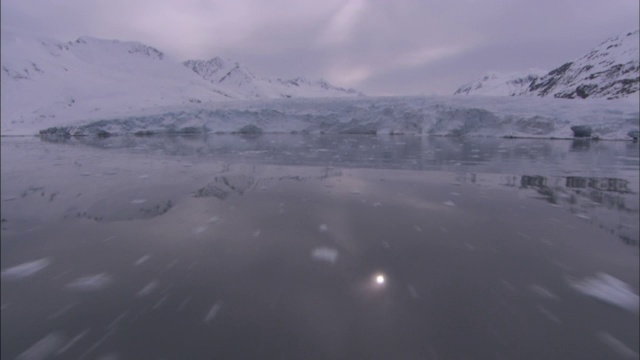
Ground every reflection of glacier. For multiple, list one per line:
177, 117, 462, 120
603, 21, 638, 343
517, 174, 638, 246
36, 135, 638, 245
564, 176, 631, 193
194, 175, 257, 199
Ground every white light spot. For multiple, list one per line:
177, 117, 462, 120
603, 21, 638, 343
376, 275, 385, 284
131, 199, 147, 204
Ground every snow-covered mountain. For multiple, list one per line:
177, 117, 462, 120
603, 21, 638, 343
0, 29, 363, 135
453, 71, 547, 96
183, 57, 363, 99
0, 29, 237, 135
454, 30, 640, 99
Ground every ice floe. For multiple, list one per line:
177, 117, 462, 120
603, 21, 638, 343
203, 302, 223, 324
1, 258, 51, 280
57, 329, 90, 355
597, 331, 639, 359
133, 255, 151, 266
311, 247, 339, 264
192, 225, 207, 234
318, 224, 329, 232
66, 273, 113, 291
16, 333, 63, 360
536, 304, 561, 323
569, 273, 639, 314
136, 280, 159, 297
530, 284, 560, 300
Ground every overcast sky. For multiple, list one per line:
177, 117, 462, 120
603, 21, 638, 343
2, 0, 638, 95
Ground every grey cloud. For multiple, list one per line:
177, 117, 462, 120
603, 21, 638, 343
1, 0, 637, 95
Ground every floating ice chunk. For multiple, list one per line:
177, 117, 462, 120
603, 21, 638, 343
450, 192, 460, 196
570, 273, 639, 313
204, 302, 223, 324
530, 284, 559, 300
192, 226, 207, 234
138, 175, 150, 179
597, 332, 639, 359
318, 224, 329, 232
57, 329, 89, 355
536, 304, 561, 323
413, 226, 422, 232
311, 247, 339, 264
1, 258, 51, 280
96, 353, 119, 360
408, 285, 419, 299
47, 303, 76, 320
178, 296, 192, 312
153, 295, 168, 310
444, 201, 455, 207
133, 255, 151, 266
575, 214, 590, 220
372, 202, 382, 207
131, 199, 147, 204
66, 273, 112, 291
136, 280, 159, 297
16, 332, 63, 360
253, 230, 261, 237
208, 216, 219, 223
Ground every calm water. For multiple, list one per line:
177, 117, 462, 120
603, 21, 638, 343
1, 134, 638, 360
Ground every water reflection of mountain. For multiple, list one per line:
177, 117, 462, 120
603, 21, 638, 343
518, 174, 638, 246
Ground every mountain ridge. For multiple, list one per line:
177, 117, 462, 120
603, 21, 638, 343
454, 30, 639, 99
0, 29, 364, 134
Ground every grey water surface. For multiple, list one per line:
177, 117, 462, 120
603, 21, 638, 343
1, 134, 638, 360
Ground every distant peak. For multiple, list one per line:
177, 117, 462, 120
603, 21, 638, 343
70, 36, 165, 60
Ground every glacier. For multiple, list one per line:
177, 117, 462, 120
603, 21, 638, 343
2, 27, 638, 140
31, 95, 640, 140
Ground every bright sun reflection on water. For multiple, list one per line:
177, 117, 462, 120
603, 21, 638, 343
376, 275, 385, 284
